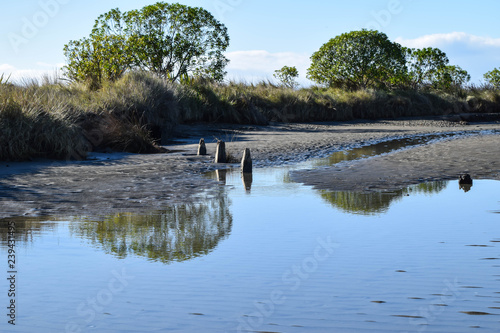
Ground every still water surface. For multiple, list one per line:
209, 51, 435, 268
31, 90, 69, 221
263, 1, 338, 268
1, 149, 499, 333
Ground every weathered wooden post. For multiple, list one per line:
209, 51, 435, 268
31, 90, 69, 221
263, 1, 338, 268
214, 140, 226, 163
241, 148, 252, 173
197, 138, 207, 156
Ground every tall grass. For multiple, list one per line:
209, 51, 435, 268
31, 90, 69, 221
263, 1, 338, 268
1, 71, 179, 160
0, 81, 86, 160
1, 71, 500, 161
184, 80, 500, 123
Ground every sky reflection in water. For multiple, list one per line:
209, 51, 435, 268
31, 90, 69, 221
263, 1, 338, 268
1, 162, 499, 333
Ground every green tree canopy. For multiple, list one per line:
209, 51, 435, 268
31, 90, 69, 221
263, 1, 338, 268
403, 47, 449, 89
63, 2, 230, 89
484, 68, 500, 89
63, 34, 131, 90
273, 65, 299, 89
433, 65, 471, 91
307, 30, 407, 90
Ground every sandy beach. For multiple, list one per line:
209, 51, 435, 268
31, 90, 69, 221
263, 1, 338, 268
1, 118, 499, 218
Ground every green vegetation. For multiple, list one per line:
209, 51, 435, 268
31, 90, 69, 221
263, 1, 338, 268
3, 71, 500, 161
484, 68, 500, 89
274, 66, 299, 89
403, 47, 449, 89
433, 65, 471, 91
307, 30, 472, 93
0, 72, 178, 160
2, 3, 500, 161
307, 30, 407, 90
64, 2, 229, 90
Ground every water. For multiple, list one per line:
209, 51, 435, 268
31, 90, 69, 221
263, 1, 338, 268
1, 140, 500, 333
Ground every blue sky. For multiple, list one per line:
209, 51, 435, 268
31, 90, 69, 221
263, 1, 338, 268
2, 0, 500, 85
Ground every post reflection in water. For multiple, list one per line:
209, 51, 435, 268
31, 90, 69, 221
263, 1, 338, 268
242, 173, 253, 193
459, 182, 473, 193
206, 168, 253, 193
320, 181, 449, 215
215, 168, 227, 184
68, 193, 233, 264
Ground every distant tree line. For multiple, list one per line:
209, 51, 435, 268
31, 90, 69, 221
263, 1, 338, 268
306, 29, 475, 92
63, 3, 500, 93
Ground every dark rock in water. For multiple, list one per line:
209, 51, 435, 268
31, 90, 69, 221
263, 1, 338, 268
214, 140, 226, 163
459, 174, 473, 184
197, 138, 207, 156
241, 148, 252, 173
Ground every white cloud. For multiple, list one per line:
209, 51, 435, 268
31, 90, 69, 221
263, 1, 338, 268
395, 32, 500, 49
225, 50, 312, 85
227, 50, 310, 72
36, 61, 65, 68
395, 32, 500, 83
0, 63, 64, 83
0, 64, 15, 72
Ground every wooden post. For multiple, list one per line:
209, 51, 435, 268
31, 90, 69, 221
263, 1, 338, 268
214, 140, 226, 163
241, 148, 252, 173
197, 138, 207, 156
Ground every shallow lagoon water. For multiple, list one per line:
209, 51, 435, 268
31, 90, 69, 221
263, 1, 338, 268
1, 151, 500, 332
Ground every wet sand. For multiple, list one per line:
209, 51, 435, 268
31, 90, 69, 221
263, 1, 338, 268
1, 118, 499, 218
291, 133, 500, 192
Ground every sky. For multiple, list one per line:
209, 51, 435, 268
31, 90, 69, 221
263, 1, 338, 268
2, 0, 500, 86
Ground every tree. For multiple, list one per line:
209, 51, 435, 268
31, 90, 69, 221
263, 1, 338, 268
123, 3, 230, 81
63, 2, 230, 89
307, 30, 406, 90
273, 66, 299, 88
63, 34, 131, 90
484, 68, 500, 89
403, 47, 449, 89
433, 65, 470, 91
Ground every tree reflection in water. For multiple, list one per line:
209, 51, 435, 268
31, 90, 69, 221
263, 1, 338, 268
0, 217, 58, 248
68, 193, 233, 263
315, 135, 453, 168
321, 181, 448, 215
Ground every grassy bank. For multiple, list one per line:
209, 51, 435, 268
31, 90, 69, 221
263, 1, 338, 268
1, 71, 500, 161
